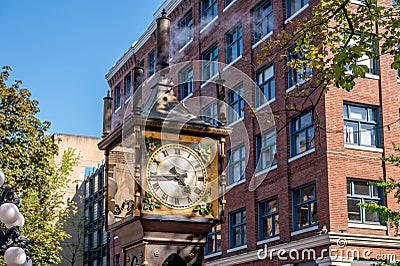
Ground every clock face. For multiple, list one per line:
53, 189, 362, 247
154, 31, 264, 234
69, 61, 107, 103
146, 143, 208, 209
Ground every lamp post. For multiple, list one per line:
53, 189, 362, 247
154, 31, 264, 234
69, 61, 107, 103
0, 170, 31, 266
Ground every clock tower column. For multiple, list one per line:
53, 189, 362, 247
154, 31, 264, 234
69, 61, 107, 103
98, 9, 230, 266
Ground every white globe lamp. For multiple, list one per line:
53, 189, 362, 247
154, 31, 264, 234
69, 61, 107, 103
0, 203, 19, 225
4, 246, 26, 266
6, 212, 25, 228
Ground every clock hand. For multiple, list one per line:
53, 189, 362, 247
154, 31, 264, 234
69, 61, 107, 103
151, 174, 178, 180
173, 173, 191, 194
169, 167, 188, 185
169, 167, 179, 175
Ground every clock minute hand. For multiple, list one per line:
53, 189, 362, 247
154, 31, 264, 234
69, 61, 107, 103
152, 174, 178, 180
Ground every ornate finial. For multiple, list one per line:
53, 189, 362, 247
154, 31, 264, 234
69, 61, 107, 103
161, 9, 167, 17
107, 90, 110, 97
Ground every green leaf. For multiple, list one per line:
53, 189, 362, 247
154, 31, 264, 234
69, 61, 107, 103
145, 191, 152, 198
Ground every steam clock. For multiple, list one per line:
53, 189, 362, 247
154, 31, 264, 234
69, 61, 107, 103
98, 10, 229, 266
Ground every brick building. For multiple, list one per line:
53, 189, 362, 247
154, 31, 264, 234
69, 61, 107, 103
102, 0, 400, 265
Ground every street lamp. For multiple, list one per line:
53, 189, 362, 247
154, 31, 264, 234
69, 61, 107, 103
0, 170, 31, 266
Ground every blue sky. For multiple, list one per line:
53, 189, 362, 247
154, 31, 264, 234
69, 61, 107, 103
0, 0, 163, 137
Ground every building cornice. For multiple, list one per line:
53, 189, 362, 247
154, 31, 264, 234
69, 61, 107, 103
105, 0, 183, 82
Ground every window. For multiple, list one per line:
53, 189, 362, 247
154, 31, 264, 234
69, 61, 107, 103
258, 198, 279, 240
228, 145, 245, 185
205, 224, 221, 254
253, 0, 273, 42
226, 24, 242, 64
201, 0, 218, 28
138, 59, 144, 69
114, 83, 121, 110
286, 0, 308, 18
227, 85, 244, 124
343, 103, 379, 147
202, 100, 219, 126
256, 64, 275, 107
179, 64, 193, 101
288, 45, 312, 88
148, 50, 155, 77
256, 130, 277, 172
397, 68, 400, 79
293, 183, 317, 230
124, 72, 131, 101
179, 11, 193, 49
344, 33, 379, 76
202, 43, 218, 81
347, 179, 382, 224
230, 209, 246, 248
115, 254, 120, 266
290, 110, 314, 157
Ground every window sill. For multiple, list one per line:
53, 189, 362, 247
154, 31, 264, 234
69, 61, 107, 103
344, 144, 383, 153
179, 39, 193, 54
350, 0, 365, 5
223, 55, 243, 71
226, 178, 246, 191
291, 224, 318, 236
114, 106, 121, 113
200, 73, 219, 88
365, 73, 379, 79
204, 251, 222, 259
288, 148, 315, 163
227, 244, 247, 253
223, 0, 238, 12
145, 73, 156, 85
180, 93, 193, 103
397, 78, 400, 83
200, 16, 219, 35
284, 4, 309, 24
286, 79, 308, 93
255, 98, 276, 112
348, 222, 387, 230
257, 236, 280, 246
228, 116, 244, 127
252, 31, 274, 50
255, 165, 277, 178
124, 96, 132, 104
344, 70, 379, 79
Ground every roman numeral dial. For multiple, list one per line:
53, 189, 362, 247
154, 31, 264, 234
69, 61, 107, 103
146, 143, 208, 209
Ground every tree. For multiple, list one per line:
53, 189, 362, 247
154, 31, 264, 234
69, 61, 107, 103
257, 0, 400, 113
362, 144, 400, 235
0, 66, 79, 265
